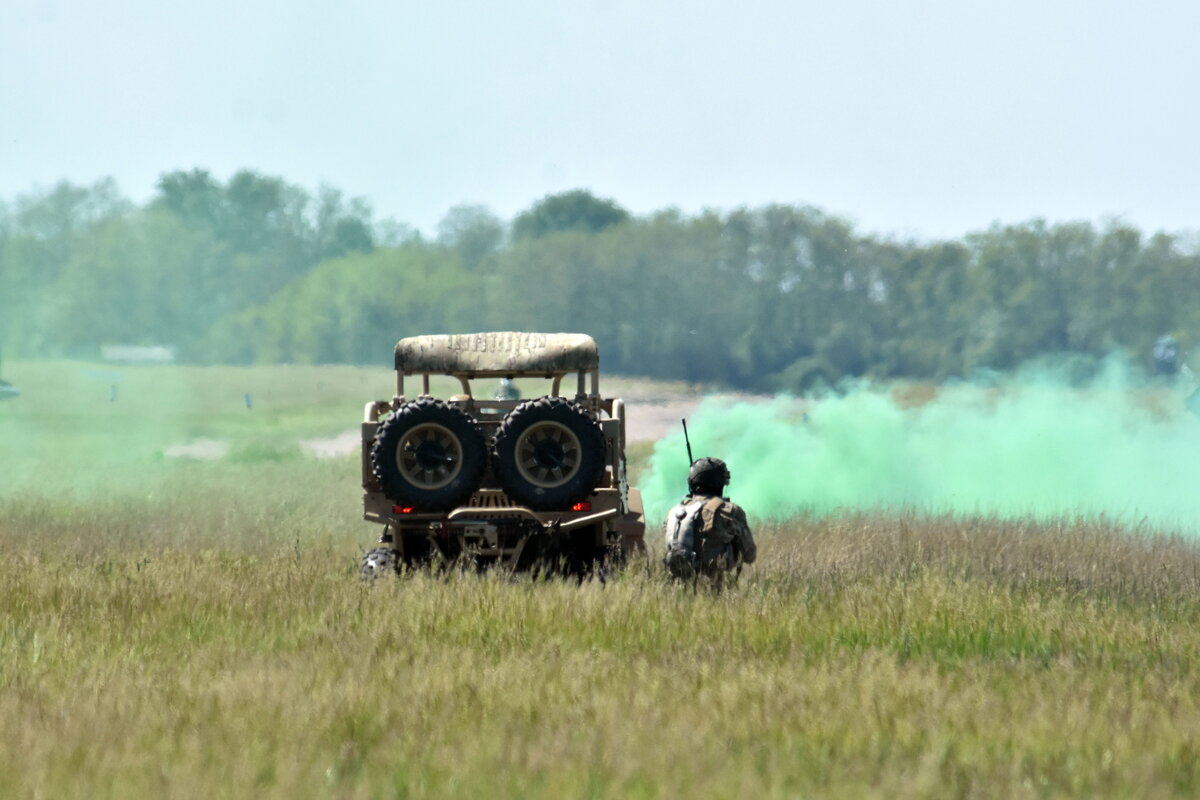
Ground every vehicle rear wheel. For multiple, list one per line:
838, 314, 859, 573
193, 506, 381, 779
492, 397, 606, 510
360, 547, 398, 582
372, 398, 487, 511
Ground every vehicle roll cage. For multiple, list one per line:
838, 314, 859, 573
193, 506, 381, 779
395, 368, 600, 402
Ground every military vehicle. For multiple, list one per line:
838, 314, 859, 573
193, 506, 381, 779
360, 332, 646, 578
0, 379, 18, 400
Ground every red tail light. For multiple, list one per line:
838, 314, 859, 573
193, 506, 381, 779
571, 502, 591, 512
392, 505, 415, 514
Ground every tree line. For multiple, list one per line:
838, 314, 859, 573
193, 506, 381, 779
2, 171, 1198, 391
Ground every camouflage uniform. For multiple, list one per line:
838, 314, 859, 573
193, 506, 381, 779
663, 457, 756, 585
672, 492, 756, 574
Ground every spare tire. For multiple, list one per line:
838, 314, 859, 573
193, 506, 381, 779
372, 398, 487, 511
492, 397, 606, 510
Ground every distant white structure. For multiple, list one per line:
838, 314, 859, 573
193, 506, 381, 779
100, 345, 175, 364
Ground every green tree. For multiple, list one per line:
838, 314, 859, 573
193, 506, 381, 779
207, 244, 473, 365
437, 204, 504, 270
512, 190, 629, 240
0, 179, 131, 357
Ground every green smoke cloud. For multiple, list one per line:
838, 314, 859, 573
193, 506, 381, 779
639, 362, 1200, 533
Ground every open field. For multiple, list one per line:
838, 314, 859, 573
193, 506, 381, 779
5, 500, 1200, 798
3, 361, 1200, 797
0, 361, 708, 475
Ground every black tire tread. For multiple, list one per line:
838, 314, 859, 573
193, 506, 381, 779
371, 398, 487, 511
360, 547, 398, 581
492, 396, 606, 510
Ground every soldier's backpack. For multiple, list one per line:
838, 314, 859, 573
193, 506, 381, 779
663, 497, 722, 579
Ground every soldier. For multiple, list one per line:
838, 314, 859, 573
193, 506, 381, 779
663, 457, 756, 586
493, 378, 521, 401
1153, 335, 1179, 377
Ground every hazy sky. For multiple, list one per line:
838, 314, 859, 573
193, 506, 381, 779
4, 0, 1198, 240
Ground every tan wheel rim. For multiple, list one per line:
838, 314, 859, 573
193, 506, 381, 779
515, 421, 582, 488
396, 423, 463, 490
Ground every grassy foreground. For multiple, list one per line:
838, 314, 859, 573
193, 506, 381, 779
4, 476, 1200, 798
3, 361, 1200, 797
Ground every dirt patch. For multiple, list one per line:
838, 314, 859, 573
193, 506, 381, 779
163, 439, 229, 460
295, 394, 765, 459
160, 395, 767, 462
300, 431, 360, 459
294, 402, 700, 461
623, 397, 703, 443
621, 392, 777, 443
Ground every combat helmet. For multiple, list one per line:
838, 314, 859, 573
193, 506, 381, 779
688, 457, 730, 495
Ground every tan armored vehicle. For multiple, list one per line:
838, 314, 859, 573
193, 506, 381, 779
360, 332, 646, 578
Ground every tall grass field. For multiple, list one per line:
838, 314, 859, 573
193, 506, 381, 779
2, 361, 1200, 798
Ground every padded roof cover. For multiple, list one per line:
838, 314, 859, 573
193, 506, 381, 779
394, 332, 599, 373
